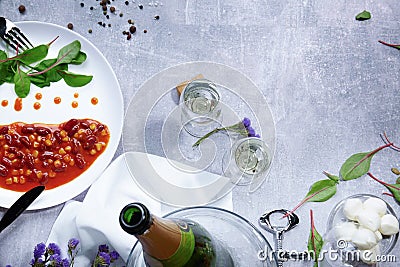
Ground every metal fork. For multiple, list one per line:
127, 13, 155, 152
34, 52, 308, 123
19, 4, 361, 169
0, 17, 33, 52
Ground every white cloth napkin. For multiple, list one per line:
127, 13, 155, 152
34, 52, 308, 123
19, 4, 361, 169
47, 152, 233, 266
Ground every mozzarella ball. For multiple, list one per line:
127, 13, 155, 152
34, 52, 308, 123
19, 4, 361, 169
379, 214, 399, 236
343, 198, 363, 220
374, 231, 382, 242
357, 209, 381, 232
334, 221, 358, 241
351, 228, 378, 250
363, 197, 387, 217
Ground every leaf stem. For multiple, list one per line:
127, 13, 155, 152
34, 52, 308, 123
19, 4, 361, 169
378, 40, 400, 48
192, 128, 223, 147
367, 172, 398, 190
383, 192, 394, 197
47, 36, 59, 47
310, 209, 317, 258
283, 186, 332, 218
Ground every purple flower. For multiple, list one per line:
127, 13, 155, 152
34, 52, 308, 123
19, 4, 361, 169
49, 254, 62, 265
247, 126, 255, 137
98, 244, 109, 253
242, 117, 251, 128
47, 243, 61, 256
98, 251, 111, 265
109, 250, 120, 262
6, 265, 12, 267
33, 242, 46, 259
61, 258, 70, 267
68, 238, 80, 250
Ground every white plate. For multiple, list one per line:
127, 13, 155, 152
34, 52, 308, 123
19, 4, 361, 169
122, 61, 276, 206
0, 21, 124, 209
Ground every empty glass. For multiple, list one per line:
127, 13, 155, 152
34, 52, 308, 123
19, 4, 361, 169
222, 137, 272, 186
180, 79, 222, 137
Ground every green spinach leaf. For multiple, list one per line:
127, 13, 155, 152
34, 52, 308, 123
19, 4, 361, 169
58, 70, 93, 87
14, 69, 31, 98
308, 210, 323, 267
356, 10, 371, 21
57, 40, 81, 65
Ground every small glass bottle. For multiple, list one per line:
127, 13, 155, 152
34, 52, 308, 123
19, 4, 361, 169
119, 202, 234, 267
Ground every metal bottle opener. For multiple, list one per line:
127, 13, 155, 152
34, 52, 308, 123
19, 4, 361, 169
259, 209, 301, 267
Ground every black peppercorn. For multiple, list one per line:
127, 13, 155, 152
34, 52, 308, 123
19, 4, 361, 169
129, 25, 136, 34
80, 3, 84, 7
102, 5, 107, 11
154, 15, 160, 20
119, 13, 123, 17
125, 1, 129, 5
90, 6, 94, 10
138, 4, 143, 9
127, 33, 132, 40
67, 23, 74, 30
143, 29, 147, 33
88, 29, 93, 33
110, 6, 115, 12
18, 5, 26, 13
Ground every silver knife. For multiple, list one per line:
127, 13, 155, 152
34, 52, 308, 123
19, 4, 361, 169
0, 185, 45, 233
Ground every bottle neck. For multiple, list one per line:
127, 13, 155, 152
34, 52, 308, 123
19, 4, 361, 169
136, 216, 182, 260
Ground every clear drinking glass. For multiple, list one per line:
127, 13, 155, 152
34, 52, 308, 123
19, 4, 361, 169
180, 79, 222, 137
222, 137, 272, 186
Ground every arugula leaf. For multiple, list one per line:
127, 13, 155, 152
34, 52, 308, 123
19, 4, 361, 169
308, 210, 323, 267
356, 10, 371, 21
14, 69, 31, 98
57, 40, 81, 65
15, 44, 49, 65
58, 70, 93, 87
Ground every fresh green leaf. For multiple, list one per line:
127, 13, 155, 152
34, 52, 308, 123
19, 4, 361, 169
285, 179, 337, 217
14, 69, 31, 98
340, 152, 373, 180
57, 40, 81, 65
15, 44, 49, 65
70, 51, 87, 65
29, 75, 50, 88
355, 10, 371, 21
58, 70, 93, 87
305, 179, 337, 202
308, 210, 323, 267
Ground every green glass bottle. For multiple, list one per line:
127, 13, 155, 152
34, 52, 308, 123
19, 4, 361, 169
119, 203, 234, 267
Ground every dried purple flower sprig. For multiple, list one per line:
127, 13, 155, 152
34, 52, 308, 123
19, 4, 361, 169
7, 239, 119, 267
192, 117, 260, 147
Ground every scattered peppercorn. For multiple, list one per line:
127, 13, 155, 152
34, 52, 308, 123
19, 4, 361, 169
129, 25, 136, 34
88, 29, 93, 33
103, 11, 107, 15
128, 19, 132, 24
119, 13, 123, 17
106, 15, 110, 19
127, 33, 132, 40
90, 6, 94, 10
102, 23, 106, 27
102, 5, 107, 11
110, 6, 116, 12
108, 24, 111, 27
143, 29, 147, 33
154, 15, 160, 20
138, 4, 143, 9
67, 23, 74, 30
18, 5, 26, 13
80, 3, 84, 7
125, 1, 129, 5
98, 21, 103, 26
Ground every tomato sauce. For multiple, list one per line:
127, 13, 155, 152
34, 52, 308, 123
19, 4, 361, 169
0, 119, 110, 192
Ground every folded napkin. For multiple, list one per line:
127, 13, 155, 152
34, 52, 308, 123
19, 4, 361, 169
47, 152, 233, 266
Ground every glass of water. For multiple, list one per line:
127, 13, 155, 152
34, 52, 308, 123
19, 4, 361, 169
180, 79, 222, 137
222, 137, 271, 186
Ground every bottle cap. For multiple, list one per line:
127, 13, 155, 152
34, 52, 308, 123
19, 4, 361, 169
120, 202, 152, 235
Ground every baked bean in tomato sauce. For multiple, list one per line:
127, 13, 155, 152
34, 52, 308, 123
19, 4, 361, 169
0, 119, 110, 191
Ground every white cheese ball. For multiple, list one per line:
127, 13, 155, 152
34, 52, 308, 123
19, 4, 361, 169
357, 209, 381, 232
343, 198, 363, 220
363, 197, 387, 217
334, 221, 358, 241
360, 245, 381, 265
379, 214, 399, 236
351, 228, 378, 250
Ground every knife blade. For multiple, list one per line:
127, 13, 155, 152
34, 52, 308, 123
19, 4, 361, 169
0, 185, 45, 233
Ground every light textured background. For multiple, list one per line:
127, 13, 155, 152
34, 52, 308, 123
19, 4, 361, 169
0, 0, 400, 266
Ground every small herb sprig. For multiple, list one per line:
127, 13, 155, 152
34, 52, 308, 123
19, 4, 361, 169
0, 37, 92, 98
286, 133, 400, 216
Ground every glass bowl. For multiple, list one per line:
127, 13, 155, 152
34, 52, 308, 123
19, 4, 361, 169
126, 206, 278, 267
323, 194, 399, 267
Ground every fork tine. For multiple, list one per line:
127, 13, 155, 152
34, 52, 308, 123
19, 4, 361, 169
13, 27, 33, 48
4, 33, 26, 52
8, 28, 30, 50
0, 34, 17, 52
